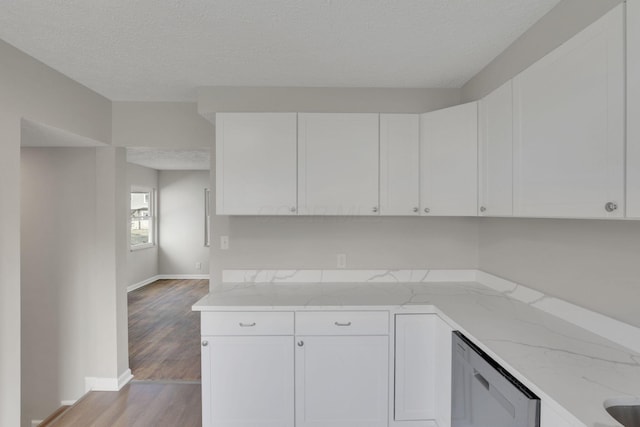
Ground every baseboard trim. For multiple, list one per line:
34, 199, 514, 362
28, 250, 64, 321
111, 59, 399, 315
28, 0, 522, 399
156, 274, 209, 280
118, 369, 134, 389
60, 400, 76, 406
127, 274, 209, 292
127, 276, 160, 292
31, 421, 43, 427
85, 369, 133, 392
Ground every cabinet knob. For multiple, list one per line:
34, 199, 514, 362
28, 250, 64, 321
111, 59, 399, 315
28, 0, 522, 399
290, 207, 296, 213
424, 208, 430, 214
372, 207, 378, 213
480, 206, 487, 213
297, 340, 304, 347
202, 340, 208, 347
605, 202, 618, 213
413, 207, 419, 213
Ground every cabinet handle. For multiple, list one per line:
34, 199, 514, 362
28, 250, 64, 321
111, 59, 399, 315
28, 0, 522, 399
605, 202, 618, 212
297, 340, 304, 347
480, 206, 487, 213
202, 340, 209, 347
424, 208, 430, 214
334, 321, 352, 327
372, 207, 378, 213
290, 207, 296, 213
239, 322, 256, 327
413, 207, 419, 213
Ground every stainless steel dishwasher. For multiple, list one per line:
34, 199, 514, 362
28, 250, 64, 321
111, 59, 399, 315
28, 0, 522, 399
452, 331, 540, 427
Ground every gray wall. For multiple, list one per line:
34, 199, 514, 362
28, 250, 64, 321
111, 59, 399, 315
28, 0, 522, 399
462, 0, 639, 328
158, 170, 211, 275
126, 163, 159, 286
21, 148, 96, 425
0, 38, 113, 427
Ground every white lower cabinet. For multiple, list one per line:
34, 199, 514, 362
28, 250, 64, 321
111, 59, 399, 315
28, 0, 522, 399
295, 335, 389, 427
201, 311, 389, 427
201, 335, 294, 427
394, 314, 453, 427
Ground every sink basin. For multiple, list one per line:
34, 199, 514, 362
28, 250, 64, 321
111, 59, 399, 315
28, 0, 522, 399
604, 397, 640, 427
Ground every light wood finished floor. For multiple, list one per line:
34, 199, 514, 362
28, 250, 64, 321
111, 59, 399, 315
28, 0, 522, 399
128, 279, 209, 381
50, 382, 201, 427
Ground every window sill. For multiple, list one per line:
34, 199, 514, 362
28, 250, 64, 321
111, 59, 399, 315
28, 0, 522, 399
130, 244, 156, 252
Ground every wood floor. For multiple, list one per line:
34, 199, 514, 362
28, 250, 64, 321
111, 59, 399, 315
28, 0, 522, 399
50, 382, 201, 427
128, 279, 209, 380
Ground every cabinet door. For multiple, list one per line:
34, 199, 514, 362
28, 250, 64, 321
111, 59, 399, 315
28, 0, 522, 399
298, 113, 379, 215
627, 0, 640, 217
513, 5, 624, 218
380, 114, 420, 215
479, 81, 513, 217
295, 335, 388, 427
201, 336, 294, 427
216, 113, 297, 215
395, 314, 436, 421
394, 314, 452, 426
420, 103, 478, 216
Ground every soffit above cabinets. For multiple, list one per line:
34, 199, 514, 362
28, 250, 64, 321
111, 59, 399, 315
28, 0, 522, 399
126, 148, 211, 171
0, 0, 561, 101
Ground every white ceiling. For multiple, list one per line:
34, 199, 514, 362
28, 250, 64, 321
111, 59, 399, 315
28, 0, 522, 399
0, 0, 561, 102
127, 148, 211, 170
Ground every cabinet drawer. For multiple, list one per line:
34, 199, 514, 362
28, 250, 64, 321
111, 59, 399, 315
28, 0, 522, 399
201, 311, 294, 336
295, 311, 389, 335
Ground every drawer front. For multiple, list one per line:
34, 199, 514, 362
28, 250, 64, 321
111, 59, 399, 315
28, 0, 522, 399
201, 311, 294, 336
295, 311, 389, 335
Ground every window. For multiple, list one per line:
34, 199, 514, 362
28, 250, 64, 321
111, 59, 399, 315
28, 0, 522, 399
130, 189, 155, 249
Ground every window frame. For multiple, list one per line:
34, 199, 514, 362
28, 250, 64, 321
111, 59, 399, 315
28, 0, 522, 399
130, 187, 156, 251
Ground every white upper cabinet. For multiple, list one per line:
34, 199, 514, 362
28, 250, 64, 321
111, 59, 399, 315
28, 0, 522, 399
298, 113, 379, 215
627, 0, 640, 218
420, 102, 478, 216
215, 113, 297, 215
479, 81, 513, 217
512, 5, 625, 218
380, 114, 420, 216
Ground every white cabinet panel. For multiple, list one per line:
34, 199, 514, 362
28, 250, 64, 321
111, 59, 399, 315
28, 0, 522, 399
201, 311, 294, 336
295, 311, 388, 336
215, 113, 297, 215
380, 114, 420, 215
395, 314, 436, 421
296, 335, 388, 427
202, 336, 294, 427
479, 81, 513, 217
627, 0, 640, 217
394, 314, 452, 426
513, 5, 624, 218
420, 103, 478, 216
298, 113, 379, 215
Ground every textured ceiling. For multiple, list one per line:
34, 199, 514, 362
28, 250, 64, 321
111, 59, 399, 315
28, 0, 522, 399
127, 148, 211, 170
0, 0, 561, 101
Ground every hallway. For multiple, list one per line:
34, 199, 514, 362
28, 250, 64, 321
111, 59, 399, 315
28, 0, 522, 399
128, 279, 209, 381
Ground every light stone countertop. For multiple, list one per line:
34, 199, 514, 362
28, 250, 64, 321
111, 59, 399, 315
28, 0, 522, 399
193, 280, 640, 427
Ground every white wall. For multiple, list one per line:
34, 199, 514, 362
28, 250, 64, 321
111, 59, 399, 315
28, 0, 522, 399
158, 170, 210, 275
0, 38, 113, 427
460, 0, 640, 327
126, 163, 159, 286
20, 148, 97, 426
